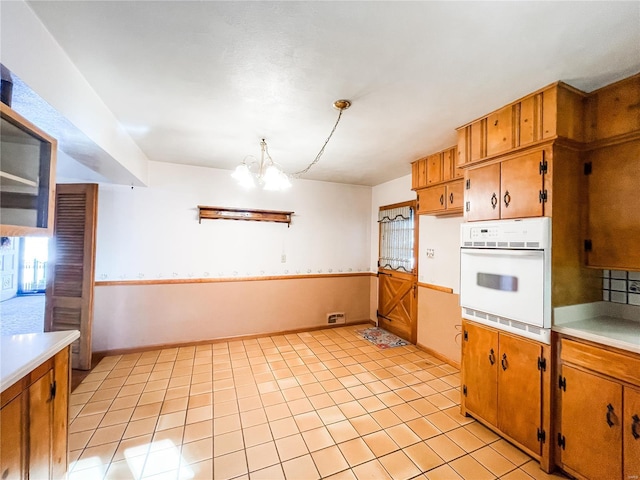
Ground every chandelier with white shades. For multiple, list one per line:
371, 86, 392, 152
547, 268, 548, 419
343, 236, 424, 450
231, 99, 351, 191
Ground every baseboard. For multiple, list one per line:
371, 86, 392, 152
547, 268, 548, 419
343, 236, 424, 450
416, 342, 461, 370
92, 319, 376, 360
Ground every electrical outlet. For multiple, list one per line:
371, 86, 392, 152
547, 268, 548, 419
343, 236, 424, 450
281, 254, 287, 263
426, 249, 435, 258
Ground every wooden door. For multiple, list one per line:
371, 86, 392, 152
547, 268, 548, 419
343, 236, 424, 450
624, 386, 640, 480
497, 333, 542, 454
560, 365, 622, 480
519, 95, 538, 147
586, 141, 640, 270
377, 270, 416, 343
1, 392, 24, 480
465, 163, 500, 221
28, 370, 54, 480
462, 322, 498, 425
500, 151, 544, 219
45, 184, 98, 370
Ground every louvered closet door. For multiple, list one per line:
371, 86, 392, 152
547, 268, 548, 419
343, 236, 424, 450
45, 184, 98, 370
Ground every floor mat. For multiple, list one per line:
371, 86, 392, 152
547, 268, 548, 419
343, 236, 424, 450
357, 326, 410, 349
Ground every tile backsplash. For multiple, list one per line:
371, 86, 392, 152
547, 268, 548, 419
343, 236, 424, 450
602, 270, 640, 305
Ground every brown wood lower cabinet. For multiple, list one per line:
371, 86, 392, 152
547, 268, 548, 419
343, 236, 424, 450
557, 336, 640, 480
461, 320, 551, 470
0, 347, 70, 480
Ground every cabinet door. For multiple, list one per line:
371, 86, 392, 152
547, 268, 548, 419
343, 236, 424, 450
457, 128, 469, 167
470, 120, 485, 163
417, 186, 446, 214
500, 151, 544, 219
1, 393, 24, 480
462, 322, 498, 425
412, 158, 428, 190
446, 180, 464, 211
497, 333, 542, 454
465, 163, 500, 221
560, 365, 622, 480
624, 386, 640, 480
426, 154, 442, 185
586, 141, 640, 270
594, 76, 640, 140
486, 106, 513, 156
28, 370, 54, 480
519, 95, 538, 147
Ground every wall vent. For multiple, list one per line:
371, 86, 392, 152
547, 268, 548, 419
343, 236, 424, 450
327, 312, 346, 325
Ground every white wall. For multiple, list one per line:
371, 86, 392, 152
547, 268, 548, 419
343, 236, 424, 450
418, 215, 463, 293
95, 161, 373, 281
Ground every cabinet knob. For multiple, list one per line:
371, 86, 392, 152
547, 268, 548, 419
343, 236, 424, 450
439, 195, 444, 206
449, 193, 454, 204
488, 349, 495, 365
501, 353, 508, 371
490, 193, 498, 209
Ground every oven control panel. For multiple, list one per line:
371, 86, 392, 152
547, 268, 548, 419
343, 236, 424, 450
461, 217, 551, 249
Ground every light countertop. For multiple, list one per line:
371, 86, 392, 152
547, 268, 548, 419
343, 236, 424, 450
553, 302, 640, 354
1, 330, 80, 393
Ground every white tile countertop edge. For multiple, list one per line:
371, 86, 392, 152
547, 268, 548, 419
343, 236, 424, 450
553, 302, 640, 354
1, 330, 80, 393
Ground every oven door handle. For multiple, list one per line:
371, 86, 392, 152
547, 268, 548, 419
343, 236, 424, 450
460, 249, 543, 258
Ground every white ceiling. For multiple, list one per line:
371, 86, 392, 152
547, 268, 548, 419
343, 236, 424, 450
21, 1, 640, 186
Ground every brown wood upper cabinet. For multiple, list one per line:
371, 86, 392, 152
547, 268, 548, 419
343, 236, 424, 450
412, 146, 463, 216
586, 74, 640, 142
464, 149, 549, 222
457, 83, 585, 168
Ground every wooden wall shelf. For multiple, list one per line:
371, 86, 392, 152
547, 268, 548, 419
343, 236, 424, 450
198, 206, 294, 227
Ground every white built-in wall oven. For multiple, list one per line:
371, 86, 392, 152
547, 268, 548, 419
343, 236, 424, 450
460, 217, 551, 344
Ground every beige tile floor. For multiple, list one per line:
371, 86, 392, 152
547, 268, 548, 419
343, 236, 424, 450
67, 325, 568, 480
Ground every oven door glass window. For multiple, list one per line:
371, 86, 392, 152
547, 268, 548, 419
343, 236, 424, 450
460, 248, 545, 327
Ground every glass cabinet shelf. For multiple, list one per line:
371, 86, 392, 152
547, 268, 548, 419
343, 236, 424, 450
0, 103, 57, 236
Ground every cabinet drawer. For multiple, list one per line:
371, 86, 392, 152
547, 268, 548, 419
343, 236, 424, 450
560, 338, 640, 386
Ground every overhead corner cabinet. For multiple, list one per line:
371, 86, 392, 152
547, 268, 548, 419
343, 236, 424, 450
583, 73, 640, 271
0, 103, 57, 236
412, 146, 464, 216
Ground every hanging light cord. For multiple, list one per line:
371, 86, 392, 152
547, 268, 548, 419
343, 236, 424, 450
290, 106, 345, 178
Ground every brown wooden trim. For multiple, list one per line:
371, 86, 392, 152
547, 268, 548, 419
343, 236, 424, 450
95, 272, 375, 287
417, 282, 454, 294
583, 129, 640, 151
378, 200, 415, 211
92, 319, 376, 358
415, 342, 461, 370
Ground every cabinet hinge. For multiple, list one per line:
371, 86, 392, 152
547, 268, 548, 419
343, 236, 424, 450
465, 201, 470, 212
50, 381, 57, 400
539, 159, 548, 175
584, 162, 592, 175
538, 190, 548, 203
558, 375, 567, 392
537, 357, 547, 372
462, 385, 467, 397
465, 179, 471, 190
463, 330, 468, 341
537, 428, 546, 443
584, 239, 592, 252
557, 433, 566, 450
